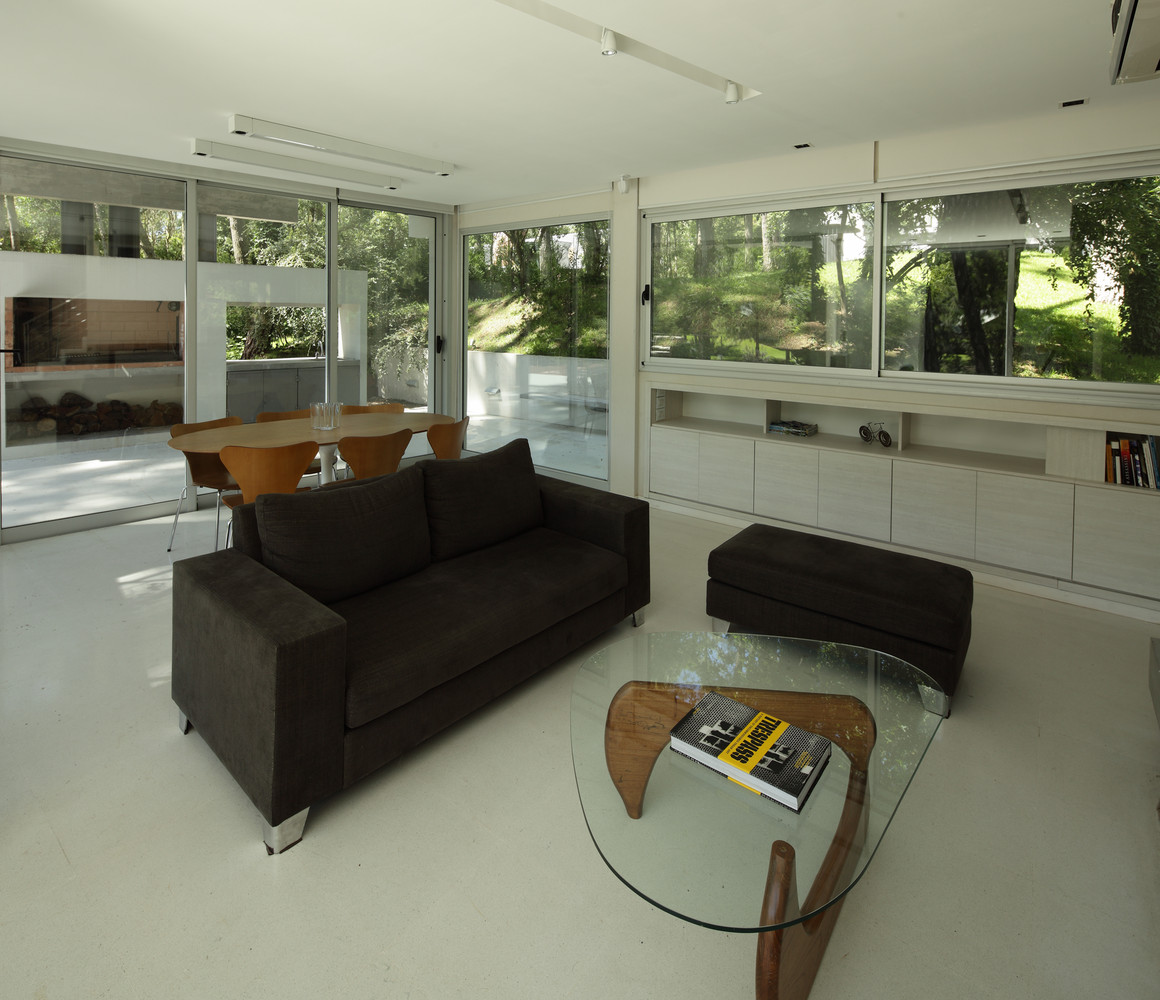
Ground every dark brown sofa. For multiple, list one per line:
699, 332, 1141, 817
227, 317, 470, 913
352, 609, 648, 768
171, 439, 649, 852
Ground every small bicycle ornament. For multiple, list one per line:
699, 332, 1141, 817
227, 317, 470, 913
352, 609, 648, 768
858, 421, 892, 448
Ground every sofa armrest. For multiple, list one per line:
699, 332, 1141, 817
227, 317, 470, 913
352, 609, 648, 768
537, 474, 650, 616
172, 549, 347, 827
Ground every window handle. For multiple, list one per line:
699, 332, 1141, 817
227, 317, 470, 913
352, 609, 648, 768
641, 284, 651, 305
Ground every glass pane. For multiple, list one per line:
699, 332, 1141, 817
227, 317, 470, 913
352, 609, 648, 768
337, 205, 435, 457
650, 204, 873, 370
196, 185, 337, 423
883, 178, 1160, 384
1, 159, 185, 528
465, 222, 609, 480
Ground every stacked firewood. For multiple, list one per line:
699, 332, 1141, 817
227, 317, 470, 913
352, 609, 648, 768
9, 392, 183, 439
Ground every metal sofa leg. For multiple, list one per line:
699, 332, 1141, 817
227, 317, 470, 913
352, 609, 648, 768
178, 710, 192, 734
263, 808, 310, 855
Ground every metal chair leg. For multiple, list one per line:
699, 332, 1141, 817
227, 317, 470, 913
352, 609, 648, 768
167, 485, 189, 552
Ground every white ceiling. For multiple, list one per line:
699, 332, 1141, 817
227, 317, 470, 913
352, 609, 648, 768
5, 0, 1160, 208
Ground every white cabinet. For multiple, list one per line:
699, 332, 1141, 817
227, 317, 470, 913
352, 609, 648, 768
649, 425, 698, 500
1073, 485, 1160, 600
975, 473, 1074, 579
891, 463, 977, 559
754, 440, 818, 526
818, 452, 891, 541
645, 385, 1160, 608
699, 435, 754, 512
649, 425, 754, 511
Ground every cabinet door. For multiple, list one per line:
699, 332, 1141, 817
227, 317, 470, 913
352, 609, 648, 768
649, 425, 698, 500
754, 440, 818, 526
1073, 486, 1160, 600
891, 463, 976, 558
976, 473, 1074, 578
818, 452, 892, 541
699, 435, 754, 512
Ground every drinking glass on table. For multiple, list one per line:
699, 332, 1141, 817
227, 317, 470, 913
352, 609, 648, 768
310, 402, 341, 430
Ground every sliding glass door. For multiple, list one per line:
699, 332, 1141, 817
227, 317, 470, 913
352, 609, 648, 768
0, 157, 186, 530
336, 203, 438, 456
464, 219, 609, 479
1, 163, 443, 538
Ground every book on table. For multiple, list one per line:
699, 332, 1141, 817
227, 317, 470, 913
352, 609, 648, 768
668, 691, 832, 812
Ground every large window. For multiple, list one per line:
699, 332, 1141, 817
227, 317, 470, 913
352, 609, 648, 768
649, 203, 874, 370
465, 220, 609, 480
883, 177, 1160, 384
1, 157, 185, 529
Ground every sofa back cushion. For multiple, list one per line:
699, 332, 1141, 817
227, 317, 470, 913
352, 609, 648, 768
420, 438, 543, 561
255, 465, 431, 604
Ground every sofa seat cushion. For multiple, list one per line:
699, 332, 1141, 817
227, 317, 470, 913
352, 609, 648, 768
419, 438, 543, 561
707, 523, 972, 652
255, 465, 430, 604
336, 527, 628, 729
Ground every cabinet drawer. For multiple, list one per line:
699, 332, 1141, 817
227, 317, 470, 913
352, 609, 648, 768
649, 425, 698, 500
976, 473, 1073, 578
891, 463, 976, 559
1073, 485, 1160, 599
818, 452, 892, 541
699, 435, 754, 512
754, 440, 818, 526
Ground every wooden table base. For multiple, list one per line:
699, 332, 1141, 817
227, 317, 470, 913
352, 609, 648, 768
604, 682, 876, 1000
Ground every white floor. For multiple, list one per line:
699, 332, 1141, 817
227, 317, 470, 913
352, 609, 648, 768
1, 505, 1158, 999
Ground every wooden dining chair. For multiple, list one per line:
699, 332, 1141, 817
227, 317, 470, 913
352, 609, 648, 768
255, 408, 310, 422
167, 415, 242, 552
219, 441, 322, 505
340, 402, 404, 415
337, 429, 414, 480
426, 416, 470, 459
254, 408, 322, 481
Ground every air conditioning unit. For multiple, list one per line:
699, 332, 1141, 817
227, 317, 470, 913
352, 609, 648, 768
1110, 0, 1160, 83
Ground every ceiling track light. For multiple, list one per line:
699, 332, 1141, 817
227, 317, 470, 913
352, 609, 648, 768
191, 140, 403, 190
494, 2, 758, 102
724, 81, 740, 105
227, 115, 454, 176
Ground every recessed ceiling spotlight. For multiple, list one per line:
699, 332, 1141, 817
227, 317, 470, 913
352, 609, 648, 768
793, 142, 813, 149
600, 28, 617, 55
1059, 98, 1088, 108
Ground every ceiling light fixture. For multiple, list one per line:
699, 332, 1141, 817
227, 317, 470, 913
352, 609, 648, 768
724, 81, 740, 105
191, 139, 403, 190
228, 115, 454, 176
495, 0, 759, 103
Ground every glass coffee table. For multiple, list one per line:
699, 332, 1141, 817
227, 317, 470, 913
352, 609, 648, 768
570, 632, 944, 1000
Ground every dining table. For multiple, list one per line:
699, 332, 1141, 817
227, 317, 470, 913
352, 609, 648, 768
167, 410, 456, 485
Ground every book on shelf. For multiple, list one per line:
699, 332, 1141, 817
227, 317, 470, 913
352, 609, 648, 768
1106, 432, 1160, 489
767, 420, 818, 437
668, 691, 831, 812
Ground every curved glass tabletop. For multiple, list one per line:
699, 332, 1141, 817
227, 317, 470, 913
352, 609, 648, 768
569, 632, 943, 934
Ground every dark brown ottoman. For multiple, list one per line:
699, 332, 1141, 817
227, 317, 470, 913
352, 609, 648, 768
706, 524, 973, 713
